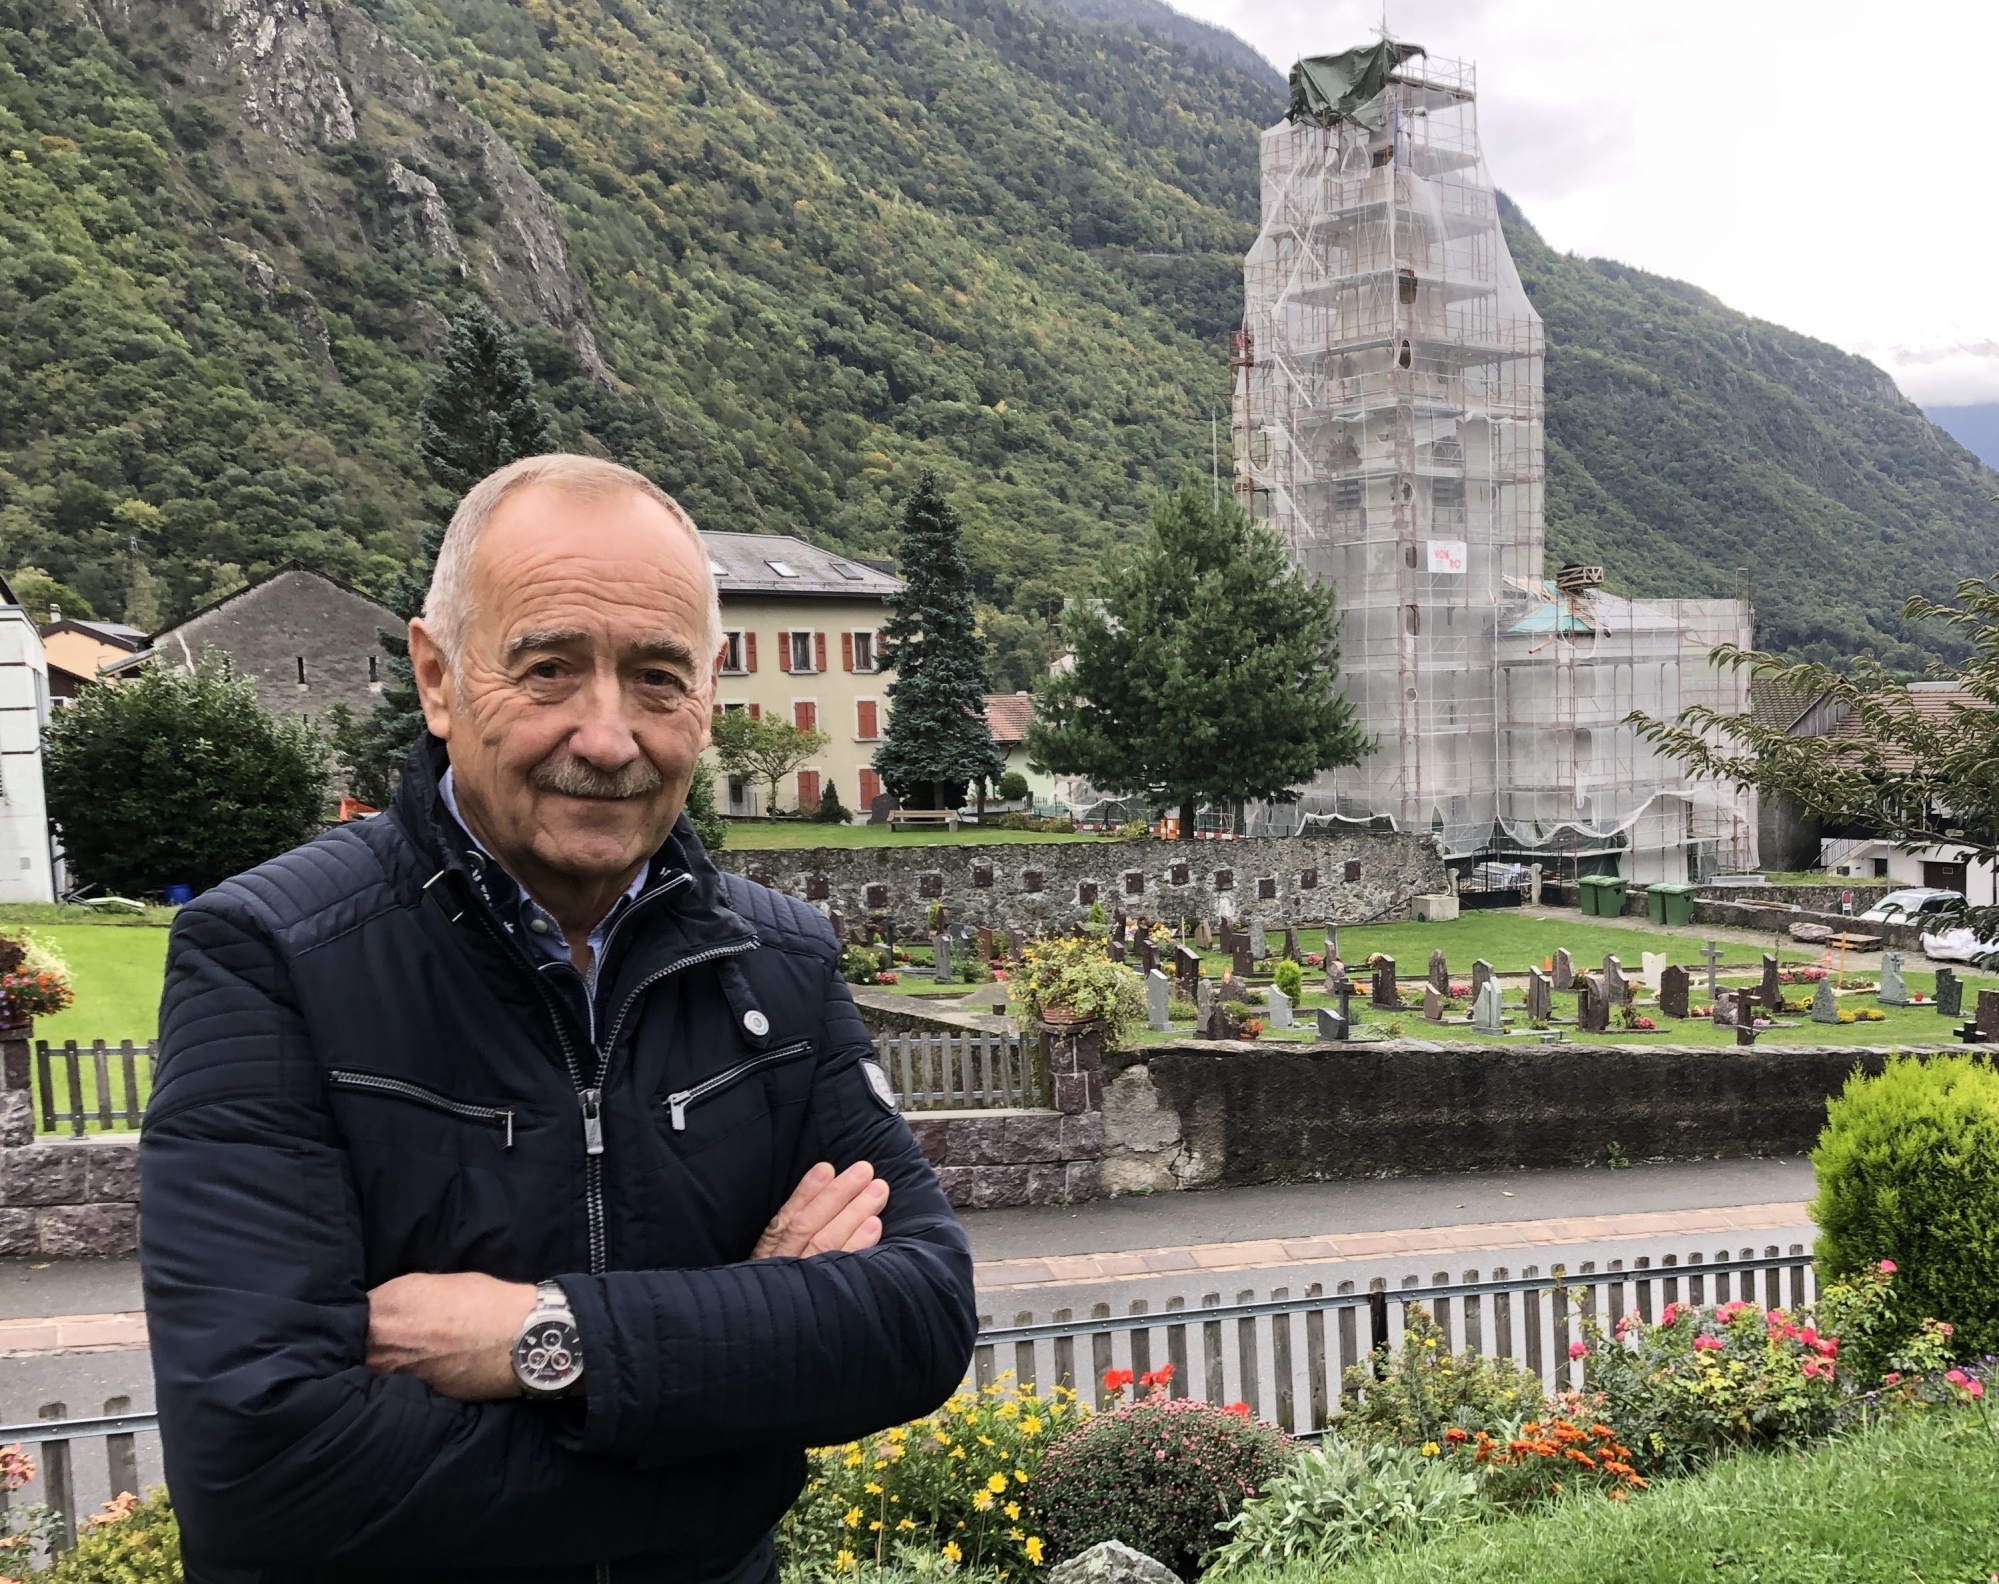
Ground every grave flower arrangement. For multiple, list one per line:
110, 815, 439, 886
0, 933, 72, 1027
1006, 933, 1146, 1048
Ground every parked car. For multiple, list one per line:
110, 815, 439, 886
1858, 887, 1962, 923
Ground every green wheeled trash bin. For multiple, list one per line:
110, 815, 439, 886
1651, 882, 1697, 926
1577, 874, 1606, 916
1597, 875, 1629, 917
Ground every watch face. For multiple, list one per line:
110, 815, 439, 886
514, 1319, 584, 1396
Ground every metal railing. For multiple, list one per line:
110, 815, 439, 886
876, 1032, 1041, 1111
971, 1244, 1818, 1433
35, 1041, 158, 1134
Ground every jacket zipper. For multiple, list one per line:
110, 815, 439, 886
666, 1040, 814, 1131
326, 1069, 515, 1148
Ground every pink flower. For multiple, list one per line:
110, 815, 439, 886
1693, 1335, 1725, 1352
1877, 1259, 1897, 1274
1659, 1302, 1685, 1325
1568, 1341, 1588, 1359
1969, 1380, 1986, 1399
1945, 1369, 1968, 1386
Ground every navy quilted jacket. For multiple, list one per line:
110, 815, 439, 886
140, 740, 977, 1583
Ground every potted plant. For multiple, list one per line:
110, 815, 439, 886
0, 933, 72, 1033
1006, 933, 1147, 1047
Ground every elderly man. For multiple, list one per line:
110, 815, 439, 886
141, 455, 978, 1583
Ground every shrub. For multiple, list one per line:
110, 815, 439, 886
1455, 1418, 1649, 1507
1033, 1391, 1287, 1576
780, 1377, 1080, 1579
842, 944, 890, 985
998, 771, 1030, 802
42, 1488, 180, 1583
1272, 959, 1304, 1001
1811, 1053, 1999, 1354
815, 780, 851, 823
998, 813, 1032, 831
1205, 1438, 1480, 1577
1340, 1306, 1544, 1448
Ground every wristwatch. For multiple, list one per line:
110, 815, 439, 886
512, 1280, 585, 1400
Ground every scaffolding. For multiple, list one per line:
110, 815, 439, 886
1233, 48, 1755, 881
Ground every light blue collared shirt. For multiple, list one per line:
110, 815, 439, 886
439, 769, 648, 994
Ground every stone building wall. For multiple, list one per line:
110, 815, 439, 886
712, 832, 1448, 935
0, 1030, 137, 1255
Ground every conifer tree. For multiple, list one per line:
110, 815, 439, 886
873, 473, 1002, 810
1028, 478, 1370, 836
334, 300, 557, 804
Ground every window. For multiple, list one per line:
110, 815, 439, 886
855, 699, 878, 740
794, 700, 818, 734
368, 655, 379, 683
851, 630, 876, 673
858, 768, 882, 808
295, 656, 307, 686
722, 631, 745, 673
1873, 857, 1890, 878
830, 561, 868, 581
722, 701, 748, 714
767, 560, 800, 579
787, 631, 815, 672
796, 769, 820, 810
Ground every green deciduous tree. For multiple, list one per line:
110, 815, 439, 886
873, 474, 1002, 810
683, 757, 728, 851
1028, 478, 1369, 836
335, 300, 557, 805
710, 710, 829, 816
45, 655, 329, 894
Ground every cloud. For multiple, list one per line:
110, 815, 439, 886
1866, 342, 1999, 408
1479, 96, 1634, 203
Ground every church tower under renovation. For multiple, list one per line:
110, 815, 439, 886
1232, 42, 1756, 883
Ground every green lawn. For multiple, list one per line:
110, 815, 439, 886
722, 822, 1095, 849
13, 920, 171, 1132
1296, 1410, 1997, 1584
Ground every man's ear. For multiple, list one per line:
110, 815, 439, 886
408, 619, 456, 741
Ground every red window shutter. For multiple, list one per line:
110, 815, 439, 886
795, 701, 817, 733
815, 632, 828, 673
856, 699, 878, 740
841, 632, 854, 672
745, 631, 758, 673
778, 632, 792, 673
797, 769, 820, 810
748, 703, 761, 721
859, 768, 881, 807
712, 704, 722, 717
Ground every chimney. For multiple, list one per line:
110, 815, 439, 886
46, 605, 58, 626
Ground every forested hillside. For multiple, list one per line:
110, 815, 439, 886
2, 0, 1993, 679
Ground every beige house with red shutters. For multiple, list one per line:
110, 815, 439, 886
702, 532, 903, 818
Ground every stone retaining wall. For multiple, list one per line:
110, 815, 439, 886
0, 1030, 138, 1255
1697, 883, 1893, 911
904, 1024, 1103, 1209
1691, 899, 1928, 953
713, 833, 1447, 935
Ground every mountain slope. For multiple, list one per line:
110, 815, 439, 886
1029, 0, 1282, 89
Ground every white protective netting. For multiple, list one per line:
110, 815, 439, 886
1232, 53, 1754, 880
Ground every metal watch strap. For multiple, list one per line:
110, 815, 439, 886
529, 1279, 573, 1325
514, 1279, 583, 1399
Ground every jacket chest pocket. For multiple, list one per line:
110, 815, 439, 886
327, 1069, 517, 1148
663, 1040, 814, 1156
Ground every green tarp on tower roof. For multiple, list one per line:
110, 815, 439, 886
1287, 39, 1426, 125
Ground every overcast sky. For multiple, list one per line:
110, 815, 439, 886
1175, 0, 1999, 408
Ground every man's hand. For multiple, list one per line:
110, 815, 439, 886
365, 1272, 538, 1401
754, 1161, 889, 1259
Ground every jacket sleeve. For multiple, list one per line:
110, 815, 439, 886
561, 959, 979, 1462
140, 892, 774, 1570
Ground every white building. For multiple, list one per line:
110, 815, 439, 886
1232, 41, 1757, 882
0, 584, 56, 902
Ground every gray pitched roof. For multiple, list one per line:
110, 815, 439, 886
700, 532, 903, 600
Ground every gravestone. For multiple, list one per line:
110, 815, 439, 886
868, 791, 899, 826
1659, 964, 1690, 1019
1174, 945, 1203, 995
883, 918, 898, 954
1810, 977, 1839, 1024
932, 933, 953, 984
1760, 954, 1782, 1012
1317, 1005, 1347, 1041
1219, 973, 1251, 1007
1700, 939, 1725, 999
1879, 952, 1909, 1006
1428, 949, 1450, 992
1423, 984, 1444, 1022
1266, 986, 1293, 1031
1007, 927, 1027, 960
1249, 922, 1268, 962
1146, 970, 1171, 1033
1602, 955, 1626, 1007
1935, 966, 1963, 1018
1371, 955, 1399, 1010
1110, 912, 1127, 944
1108, 940, 1126, 964
1195, 921, 1214, 952
1552, 948, 1574, 992
1528, 862, 1543, 905
1321, 958, 1343, 996
1196, 977, 1215, 1023
1471, 959, 1493, 997
1735, 991, 1758, 1047
977, 926, 995, 960
1232, 943, 1254, 981
1137, 936, 1157, 976
1325, 927, 1340, 966
1472, 978, 1505, 1036
828, 908, 846, 943
1978, 988, 1999, 1041
1712, 990, 1735, 1027
1640, 951, 1668, 993
1281, 927, 1300, 961
1526, 966, 1553, 1022
1576, 975, 1608, 1033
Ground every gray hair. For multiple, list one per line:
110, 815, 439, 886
424, 454, 721, 667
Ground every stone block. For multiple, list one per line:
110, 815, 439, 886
0, 1038, 27, 1094
0, 1142, 89, 1206
0, 1091, 32, 1149
969, 1166, 1030, 1210
38, 1203, 138, 1257
1063, 1160, 1101, 1201
1025, 1163, 1070, 1204
1001, 1113, 1065, 1164
0, 1207, 34, 1255
1053, 1073, 1093, 1115
1059, 1111, 1105, 1160
905, 1117, 950, 1166
933, 1166, 977, 1208
943, 1117, 1015, 1168
85, 1140, 139, 1204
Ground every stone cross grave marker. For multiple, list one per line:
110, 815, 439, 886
1428, 949, 1450, 992
1471, 959, 1493, 997
1602, 955, 1626, 1007
1735, 990, 1758, 1046
1700, 939, 1725, 999
1526, 967, 1552, 1022
1810, 977, 1839, 1024
1317, 1005, 1347, 1041
1552, 948, 1574, 992
1640, 951, 1667, 992
1371, 955, 1399, 1010
1195, 920, 1214, 951
1879, 951, 1909, 1006
1977, 988, 1999, 1042
1935, 966, 1963, 1019
1174, 945, 1202, 995
1146, 970, 1171, 1033
1760, 954, 1782, 1012
1472, 978, 1505, 1036
1267, 986, 1293, 1030
932, 933, 953, 984
1659, 964, 1690, 1019
1249, 922, 1268, 962
1423, 984, 1444, 1022
1577, 974, 1608, 1033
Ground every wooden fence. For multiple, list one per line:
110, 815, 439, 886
33, 1032, 1036, 1134
972, 1244, 1819, 1432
